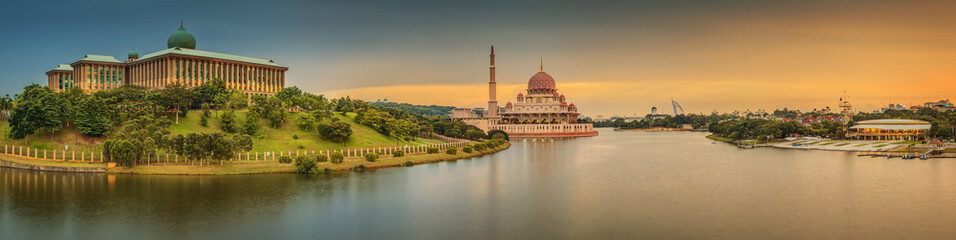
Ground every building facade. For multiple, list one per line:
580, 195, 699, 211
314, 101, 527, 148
451, 47, 598, 139
847, 119, 931, 140
46, 23, 288, 99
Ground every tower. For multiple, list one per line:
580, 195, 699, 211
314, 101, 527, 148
488, 46, 498, 117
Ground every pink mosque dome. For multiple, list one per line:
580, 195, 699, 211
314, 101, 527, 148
506, 102, 513, 106
561, 101, 567, 106
517, 93, 524, 97
527, 71, 556, 90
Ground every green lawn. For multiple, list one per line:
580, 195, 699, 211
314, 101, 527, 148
0, 110, 447, 157
171, 110, 444, 152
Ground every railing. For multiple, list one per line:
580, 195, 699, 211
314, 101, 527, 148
0, 140, 473, 165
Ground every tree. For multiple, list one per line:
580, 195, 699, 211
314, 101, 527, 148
385, 118, 419, 143
157, 83, 193, 124
221, 109, 238, 133
318, 119, 353, 143
74, 95, 113, 136
110, 140, 140, 167
268, 109, 285, 128
243, 114, 259, 135
8, 84, 64, 142
297, 113, 316, 130
233, 134, 254, 156
487, 129, 509, 140
208, 133, 234, 164
465, 128, 487, 140
192, 78, 228, 108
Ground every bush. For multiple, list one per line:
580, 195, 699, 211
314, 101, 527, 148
392, 150, 405, 157
487, 129, 510, 140
462, 145, 473, 153
364, 152, 379, 162
353, 165, 367, 171
330, 152, 345, 164
295, 156, 316, 174
427, 147, 439, 154
200, 115, 208, 127
315, 154, 328, 163
404, 161, 414, 167
295, 155, 311, 166
278, 155, 292, 164
110, 140, 139, 167
473, 143, 487, 151
292, 134, 299, 140
446, 146, 458, 155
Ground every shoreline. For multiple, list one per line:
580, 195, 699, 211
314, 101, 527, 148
1, 142, 511, 175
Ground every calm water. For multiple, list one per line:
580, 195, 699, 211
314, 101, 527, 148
4, 129, 956, 239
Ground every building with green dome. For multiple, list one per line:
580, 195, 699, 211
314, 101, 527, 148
46, 23, 288, 100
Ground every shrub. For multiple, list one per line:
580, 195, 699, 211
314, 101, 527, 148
462, 145, 473, 153
292, 134, 299, 140
278, 155, 292, 164
200, 115, 208, 127
110, 140, 139, 167
364, 152, 379, 162
487, 129, 510, 140
446, 146, 458, 155
315, 154, 328, 163
295, 155, 311, 166
330, 152, 345, 164
473, 143, 487, 151
404, 161, 414, 167
295, 156, 316, 174
353, 165, 367, 171
427, 147, 439, 154
392, 150, 405, 157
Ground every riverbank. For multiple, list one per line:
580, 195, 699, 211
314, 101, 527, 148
0, 155, 107, 173
105, 142, 510, 175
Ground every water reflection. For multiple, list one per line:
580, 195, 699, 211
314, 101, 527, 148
5, 130, 956, 239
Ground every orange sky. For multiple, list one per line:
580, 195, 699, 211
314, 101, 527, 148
308, 1, 956, 117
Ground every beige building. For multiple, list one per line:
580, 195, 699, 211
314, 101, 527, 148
46, 23, 288, 99
451, 47, 598, 139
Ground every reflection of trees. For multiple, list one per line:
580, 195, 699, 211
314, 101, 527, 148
0, 168, 351, 237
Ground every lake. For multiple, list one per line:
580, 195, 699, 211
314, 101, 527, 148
3, 129, 956, 239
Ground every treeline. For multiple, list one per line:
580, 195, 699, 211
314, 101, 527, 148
329, 98, 507, 141
594, 114, 738, 129
709, 119, 844, 141
368, 102, 455, 117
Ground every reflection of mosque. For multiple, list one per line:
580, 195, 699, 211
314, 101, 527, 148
450, 47, 597, 139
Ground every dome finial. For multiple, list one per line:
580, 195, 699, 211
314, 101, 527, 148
540, 57, 543, 72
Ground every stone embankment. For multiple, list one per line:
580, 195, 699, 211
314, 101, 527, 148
0, 158, 106, 173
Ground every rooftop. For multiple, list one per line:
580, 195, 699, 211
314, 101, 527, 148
850, 119, 931, 130
137, 47, 284, 67
77, 54, 122, 63
51, 64, 73, 71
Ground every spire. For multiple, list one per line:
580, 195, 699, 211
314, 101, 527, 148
491, 45, 494, 55
540, 57, 543, 72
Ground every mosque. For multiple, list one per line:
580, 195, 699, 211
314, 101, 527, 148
45, 23, 288, 100
450, 47, 598, 139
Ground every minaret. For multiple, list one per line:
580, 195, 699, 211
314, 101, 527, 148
488, 46, 498, 117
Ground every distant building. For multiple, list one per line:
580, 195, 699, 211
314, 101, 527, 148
46, 22, 288, 101
847, 119, 931, 140
450, 47, 597, 139
924, 99, 955, 111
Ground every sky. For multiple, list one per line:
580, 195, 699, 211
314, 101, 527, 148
1, 0, 955, 117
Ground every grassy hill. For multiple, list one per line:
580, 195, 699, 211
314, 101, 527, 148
0, 110, 444, 154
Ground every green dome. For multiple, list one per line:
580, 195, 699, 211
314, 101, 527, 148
167, 23, 196, 49
128, 48, 139, 58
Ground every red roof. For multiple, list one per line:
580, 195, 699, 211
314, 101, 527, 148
506, 102, 513, 106
527, 71, 556, 90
